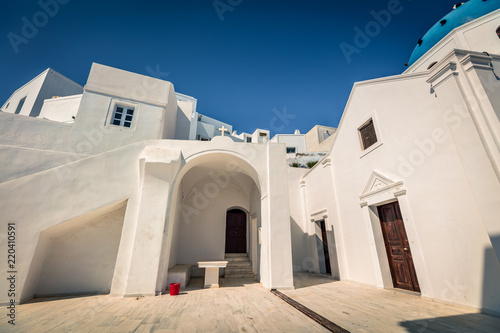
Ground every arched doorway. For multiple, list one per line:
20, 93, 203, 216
225, 209, 247, 253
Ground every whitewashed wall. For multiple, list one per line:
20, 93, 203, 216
39, 94, 82, 123
300, 50, 500, 314
1, 70, 47, 116
271, 134, 307, 153
1, 69, 83, 117
176, 170, 254, 264
35, 205, 126, 296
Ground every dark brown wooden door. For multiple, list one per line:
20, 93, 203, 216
319, 220, 332, 275
225, 209, 246, 253
378, 202, 420, 292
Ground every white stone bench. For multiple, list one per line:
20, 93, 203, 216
198, 261, 228, 288
167, 265, 192, 290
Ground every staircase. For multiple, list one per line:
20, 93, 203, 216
224, 253, 255, 279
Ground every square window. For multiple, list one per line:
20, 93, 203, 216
111, 105, 134, 128
246, 137, 252, 143
286, 147, 296, 154
359, 119, 377, 150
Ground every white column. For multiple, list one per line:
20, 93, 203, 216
265, 143, 294, 289
110, 147, 181, 297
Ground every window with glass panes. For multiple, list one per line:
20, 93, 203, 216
111, 105, 134, 128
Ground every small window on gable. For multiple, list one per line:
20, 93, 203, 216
359, 119, 378, 150
259, 132, 267, 137
15, 96, 26, 114
111, 105, 134, 128
286, 147, 296, 154
6, 102, 10, 109
496, 26, 500, 39
427, 61, 438, 70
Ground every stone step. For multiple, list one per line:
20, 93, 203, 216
225, 253, 249, 258
224, 273, 256, 279
224, 253, 253, 279
226, 267, 254, 274
225, 257, 251, 262
226, 262, 252, 268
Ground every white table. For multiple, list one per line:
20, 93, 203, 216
197, 261, 228, 288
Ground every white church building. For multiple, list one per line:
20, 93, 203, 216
1, 0, 500, 317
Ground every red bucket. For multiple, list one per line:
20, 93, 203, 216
169, 283, 181, 296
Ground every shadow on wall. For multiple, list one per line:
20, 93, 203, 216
289, 217, 340, 283
399, 236, 500, 330
28, 205, 126, 300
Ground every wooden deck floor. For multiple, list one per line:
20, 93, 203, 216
281, 273, 500, 333
2, 274, 499, 332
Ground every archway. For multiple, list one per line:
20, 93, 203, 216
160, 151, 264, 284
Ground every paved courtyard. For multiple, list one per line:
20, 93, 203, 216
282, 274, 500, 333
2, 273, 499, 332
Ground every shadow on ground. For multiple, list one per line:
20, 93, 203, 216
26, 293, 106, 304
292, 272, 339, 289
399, 313, 500, 332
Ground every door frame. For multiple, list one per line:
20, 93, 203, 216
225, 207, 249, 254
377, 201, 420, 292
359, 171, 432, 298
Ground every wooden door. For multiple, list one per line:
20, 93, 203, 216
225, 209, 247, 253
319, 220, 332, 275
378, 202, 420, 292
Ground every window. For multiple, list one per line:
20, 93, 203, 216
497, 26, 500, 39
197, 135, 209, 141
15, 96, 26, 114
427, 61, 438, 70
5, 102, 9, 109
321, 130, 331, 142
286, 147, 296, 154
359, 119, 378, 150
259, 132, 267, 137
246, 137, 252, 143
111, 105, 134, 128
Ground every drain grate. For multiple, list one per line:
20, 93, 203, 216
271, 289, 350, 333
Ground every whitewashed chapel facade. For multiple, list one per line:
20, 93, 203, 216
294, 3, 500, 316
1, 1, 500, 316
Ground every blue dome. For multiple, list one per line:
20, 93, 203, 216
408, 0, 500, 66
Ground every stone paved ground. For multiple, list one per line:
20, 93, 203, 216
2, 274, 499, 332
281, 273, 500, 333
1, 277, 327, 332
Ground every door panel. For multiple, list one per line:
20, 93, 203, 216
319, 220, 332, 275
378, 202, 420, 292
225, 209, 247, 253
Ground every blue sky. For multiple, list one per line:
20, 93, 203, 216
1, 0, 458, 135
